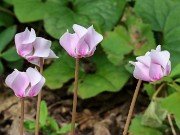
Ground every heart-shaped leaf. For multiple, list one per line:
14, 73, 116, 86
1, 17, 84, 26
101, 26, 133, 65
142, 100, 167, 128
129, 115, 163, 135
1, 47, 21, 61
44, 53, 75, 89
161, 92, 180, 129
134, 0, 180, 66
0, 25, 16, 52
44, 52, 130, 99
13, 0, 126, 39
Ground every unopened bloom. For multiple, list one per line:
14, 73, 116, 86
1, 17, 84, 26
15, 28, 58, 66
59, 24, 103, 58
5, 67, 45, 98
130, 45, 171, 82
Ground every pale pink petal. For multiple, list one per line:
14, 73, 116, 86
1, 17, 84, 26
15, 35, 33, 57
22, 28, 36, 44
156, 45, 161, 51
26, 67, 42, 86
47, 50, 59, 58
5, 69, 19, 88
27, 77, 45, 97
76, 37, 90, 57
73, 24, 87, 38
164, 61, 171, 76
136, 55, 151, 67
6, 70, 29, 97
33, 37, 51, 57
26, 56, 40, 66
85, 25, 103, 52
150, 50, 170, 68
59, 31, 79, 57
86, 47, 96, 57
149, 63, 163, 81
133, 62, 152, 82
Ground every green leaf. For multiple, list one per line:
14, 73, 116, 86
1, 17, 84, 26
76, 0, 126, 31
44, 7, 89, 39
13, 0, 126, 38
40, 100, 48, 126
134, 0, 180, 66
77, 53, 130, 99
24, 120, 35, 131
12, 0, 51, 22
4, 0, 14, 5
47, 117, 59, 132
44, 0, 126, 39
102, 8, 156, 65
144, 84, 155, 99
124, 8, 156, 56
45, 52, 130, 99
134, 0, 175, 31
44, 53, 75, 89
0, 12, 14, 27
129, 115, 163, 135
142, 100, 167, 128
0, 25, 17, 52
7, 59, 23, 70
101, 26, 133, 65
161, 92, 180, 128
164, 5, 180, 50
163, 4, 180, 67
1, 47, 21, 61
170, 64, 180, 78
57, 123, 72, 134
168, 82, 180, 92
0, 60, 4, 75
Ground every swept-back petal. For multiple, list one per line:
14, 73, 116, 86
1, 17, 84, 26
136, 55, 151, 67
60, 31, 78, 57
85, 26, 103, 52
9, 71, 29, 97
33, 37, 51, 57
5, 69, 19, 88
164, 61, 171, 76
150, 50, 170, 68
26, 67, 42, 86
22, 28, 36, 44
156, 45, 161, 51
73, 24, 87, 38
47, 50, 59, 58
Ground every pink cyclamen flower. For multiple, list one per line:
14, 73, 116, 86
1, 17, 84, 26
5, 67, 45, 98
59, 24, 103, 58
130, 45, 171, 82
15, 28, 58, 66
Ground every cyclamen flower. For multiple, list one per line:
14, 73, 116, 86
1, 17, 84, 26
130, 45, 171, 82
59, 24, 103, 58
15, 28, 58, 66
5, 67, 45, 98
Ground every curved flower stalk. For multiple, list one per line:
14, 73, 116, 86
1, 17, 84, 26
123, 45, 171, 135
15, 28, 58, 66
5, 67, 45, 135
59, 24, 103, 135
